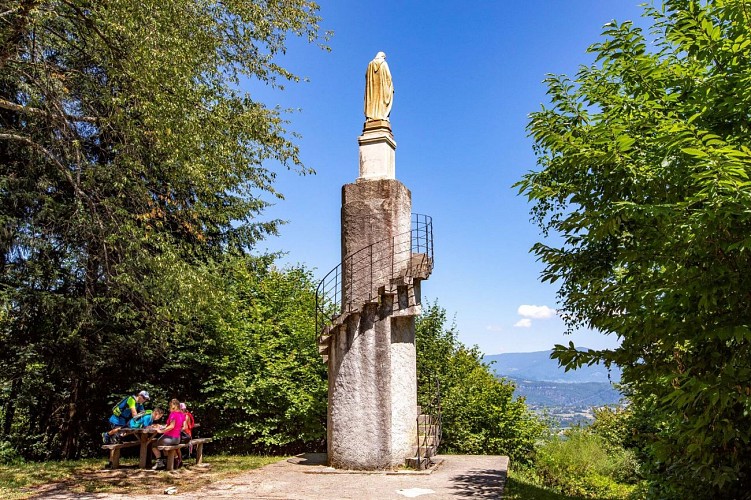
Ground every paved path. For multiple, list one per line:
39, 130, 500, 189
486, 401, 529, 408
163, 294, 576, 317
189, 454, 507, 499
39, 454, 508, 499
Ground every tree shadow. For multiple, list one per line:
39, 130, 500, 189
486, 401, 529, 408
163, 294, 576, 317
25, 464, 208, 499
449, 467, 507, 498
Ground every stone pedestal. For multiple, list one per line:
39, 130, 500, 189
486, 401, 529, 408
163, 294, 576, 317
358, 120, 396, 180
327, 299, 417, 470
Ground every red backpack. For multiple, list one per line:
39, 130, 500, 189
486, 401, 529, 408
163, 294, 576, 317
183, 411, 195, 438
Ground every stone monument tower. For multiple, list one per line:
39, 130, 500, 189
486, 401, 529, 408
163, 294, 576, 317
315, 52, 433, 470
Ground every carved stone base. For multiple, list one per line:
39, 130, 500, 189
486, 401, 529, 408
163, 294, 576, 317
326, 286, 419, 470
358, 121, 396, 180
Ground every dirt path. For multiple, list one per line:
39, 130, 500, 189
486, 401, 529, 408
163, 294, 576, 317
35, 454, 508, 499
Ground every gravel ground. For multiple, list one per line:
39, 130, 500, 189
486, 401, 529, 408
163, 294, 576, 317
36, 454, 508, 500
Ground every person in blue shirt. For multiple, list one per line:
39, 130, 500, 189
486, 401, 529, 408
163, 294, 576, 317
129, 407, 163, 429
102, 390, 150, 444
113, 407, 164, 443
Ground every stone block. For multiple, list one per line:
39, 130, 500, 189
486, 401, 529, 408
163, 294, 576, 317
358, 122, 396, 180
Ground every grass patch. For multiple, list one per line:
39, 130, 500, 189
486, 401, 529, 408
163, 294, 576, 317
505, 466, 584, 500
0, 455, 282, 499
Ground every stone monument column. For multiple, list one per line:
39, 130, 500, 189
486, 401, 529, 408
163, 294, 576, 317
326, 52, 418, 470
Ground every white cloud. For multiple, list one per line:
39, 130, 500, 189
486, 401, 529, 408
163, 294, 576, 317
517, 304, 556, 319
485, 324, 504, 332
513, 318, 532, 328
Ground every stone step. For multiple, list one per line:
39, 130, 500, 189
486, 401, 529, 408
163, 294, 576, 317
318, 335, 331, 352
318, 280, 424, 362
417, 414, 438, 425
404, 456, 431, 470
406, 253, 432, 280
417, 434, 439, 446
390, 275, 413, 286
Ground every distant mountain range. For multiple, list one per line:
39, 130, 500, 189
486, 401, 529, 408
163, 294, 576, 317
508, 379, 623, 410
484, 349, 621, 384
484, 350, 624, 419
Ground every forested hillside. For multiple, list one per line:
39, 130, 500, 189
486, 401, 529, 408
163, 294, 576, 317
508, 379, 621, 409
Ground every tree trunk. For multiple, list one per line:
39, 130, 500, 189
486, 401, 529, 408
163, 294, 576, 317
60, 378, 80, 459
1, 376, 21, 437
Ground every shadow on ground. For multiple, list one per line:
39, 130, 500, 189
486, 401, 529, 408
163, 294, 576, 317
286, 453, 328, 466
449, 467, 507, 498
27, 465, 208, 499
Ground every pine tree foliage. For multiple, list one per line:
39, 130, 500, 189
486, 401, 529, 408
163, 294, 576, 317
0, 0, 327, 458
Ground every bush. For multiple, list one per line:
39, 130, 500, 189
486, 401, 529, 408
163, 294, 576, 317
0, 440, 22, 465
534, 430, 641, 499
416, 302, 546, 464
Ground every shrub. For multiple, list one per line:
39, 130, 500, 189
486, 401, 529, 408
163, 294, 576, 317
0, 440, 22, 465
534, 430, 641, 499
416, 302, 546, 464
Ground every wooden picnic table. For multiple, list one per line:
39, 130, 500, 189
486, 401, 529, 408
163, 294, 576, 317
102, 423, 206, 469
117, 427, 159, 469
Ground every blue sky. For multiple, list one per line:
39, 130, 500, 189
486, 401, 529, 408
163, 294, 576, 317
251, 1, 650, 355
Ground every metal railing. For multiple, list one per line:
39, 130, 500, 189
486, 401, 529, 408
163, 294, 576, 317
416, 375, 442, 469
315, 213, 433, 340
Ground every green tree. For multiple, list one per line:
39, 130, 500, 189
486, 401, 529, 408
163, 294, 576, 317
0, 0, 327, 458
517, 1, 751, 496
416, 302, 545, 464
190, 257, 327, 454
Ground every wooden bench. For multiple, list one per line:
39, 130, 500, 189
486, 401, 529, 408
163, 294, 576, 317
188, 437, 212, 465
102, 441, 140, 469
156, 443, 187, 471
156, 438, 213, 470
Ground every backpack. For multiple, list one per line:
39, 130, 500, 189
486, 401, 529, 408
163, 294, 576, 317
184, 411, 195, 435
112, 396, 131, 417
112, 395, 142, 419
129, 410, 153, 428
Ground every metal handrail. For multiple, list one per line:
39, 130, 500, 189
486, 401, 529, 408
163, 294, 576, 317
315, 213, 433, 341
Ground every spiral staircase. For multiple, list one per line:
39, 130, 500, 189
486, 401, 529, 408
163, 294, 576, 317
315, 213, 441, 469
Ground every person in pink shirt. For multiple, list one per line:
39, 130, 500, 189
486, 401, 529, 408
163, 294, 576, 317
151, 399, 186, 470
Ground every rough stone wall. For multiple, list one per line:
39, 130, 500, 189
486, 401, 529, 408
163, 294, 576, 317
389, 313, 417, 465
328, 302, 392, 470
341, 179, 411, 309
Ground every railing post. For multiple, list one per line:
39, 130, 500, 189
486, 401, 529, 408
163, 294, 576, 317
391, 235, 395, 285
